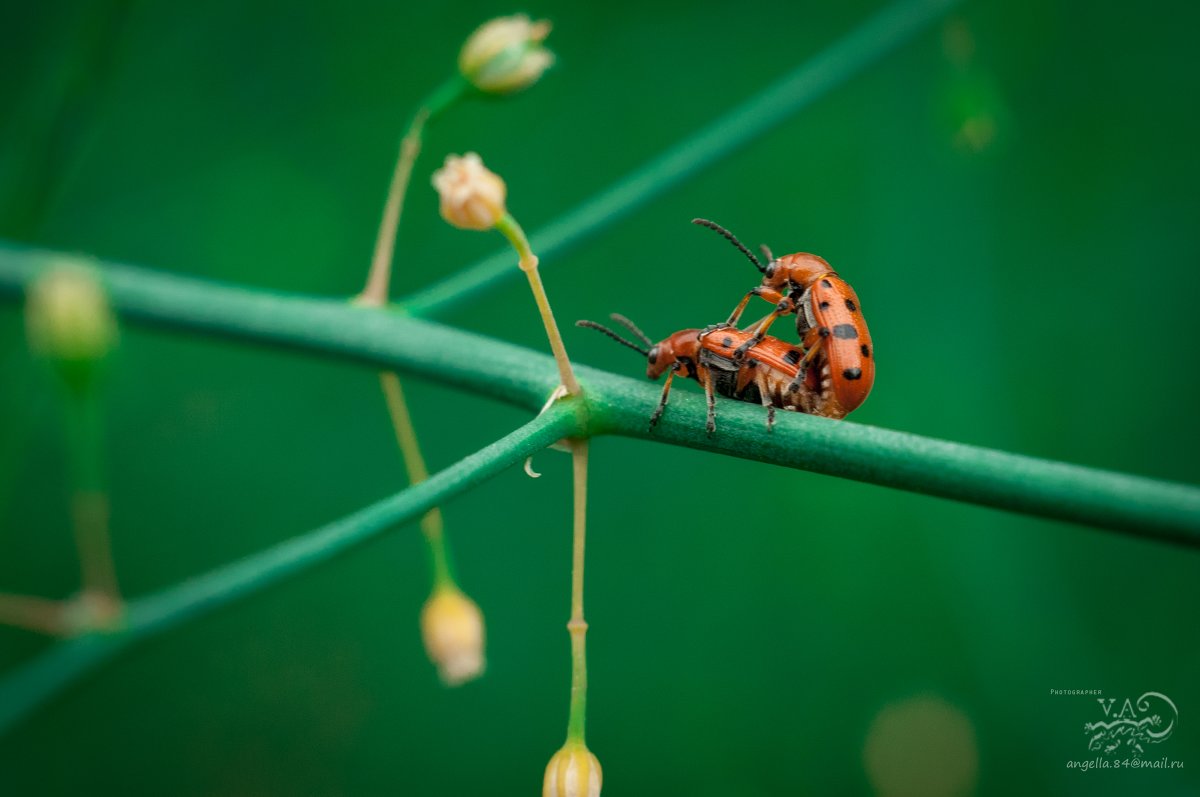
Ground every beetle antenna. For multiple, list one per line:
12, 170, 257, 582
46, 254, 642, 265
576, 320, 650, 357
609, 313, 653, 347
692, 218, 766, 274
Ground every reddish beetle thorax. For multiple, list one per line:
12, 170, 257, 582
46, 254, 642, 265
767, 252, 835, 292
646, 329, 701, 380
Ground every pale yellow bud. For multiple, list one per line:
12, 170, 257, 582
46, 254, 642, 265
420, 584, 485, 686
459, 14, 554, 94
431, 152, 508, 231
25, 261, 117, 365
543, 741, 602, 797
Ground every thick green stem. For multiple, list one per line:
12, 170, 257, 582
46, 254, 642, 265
1, 247, 1197, 545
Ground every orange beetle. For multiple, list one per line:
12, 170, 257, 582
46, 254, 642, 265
576, 314, 839, 434
693, 218, 874, 417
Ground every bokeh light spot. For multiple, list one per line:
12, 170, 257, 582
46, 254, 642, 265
863, 694, 978, 797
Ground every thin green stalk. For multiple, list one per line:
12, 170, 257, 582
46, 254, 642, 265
358, 74, 468, 307
0, 403, 582, 736
0, 0, 134, 239
401, 0, 964, 318
380, 371, 453, 587
64, 389, 120, 606
356, 73, 468, 596
565, 439, 589, 743
494, 213, 581, 395
0, 594, 67, 635
1, 249, 1197, 545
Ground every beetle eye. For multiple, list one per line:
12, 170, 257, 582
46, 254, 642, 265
647, 346, 659, 365
765, 263, 777, 278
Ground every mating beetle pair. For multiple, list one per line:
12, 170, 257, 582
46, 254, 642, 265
578, 219, 874, 434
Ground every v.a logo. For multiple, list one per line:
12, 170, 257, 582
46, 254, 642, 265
1084, 692, 1178, 757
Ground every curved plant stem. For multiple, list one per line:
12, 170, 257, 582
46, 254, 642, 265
65, 389, 120, 609
0, 0, 134, 240
357, 74, 468, 307
380, 371, 452, 586
0, 371, 121, 634
565, 440, 589, 743
2, 249, 1197, 545
401, 0, 964, 318
495, 213, 581, 396
354, 73, 468, 594
0, 594, 66, 635
0, 403, 582, 736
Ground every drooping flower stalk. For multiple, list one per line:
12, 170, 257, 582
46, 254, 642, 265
543, 439, 601, 797
432, 153, 581, 396
357, 11, 559, 683
0, 261, 123, 634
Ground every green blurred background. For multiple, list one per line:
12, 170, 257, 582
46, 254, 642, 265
2, 1, 1198, 795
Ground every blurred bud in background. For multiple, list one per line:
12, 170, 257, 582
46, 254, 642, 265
432, 152, 508, 231
863, 694, 978, 797
543, 740, 602, 797
420, 583, 485, 686
459, 14, 554, 94
939, 17, 1007, 155
25, 260, 117, 393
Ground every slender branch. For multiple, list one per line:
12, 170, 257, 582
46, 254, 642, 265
357, 105, 430, 307
0, 594, 67, 636
565, 440, 589, 743
357, 74, 467, 307
494, 213, 581, 395
65, 390, 120, 607
0, 1, 134, 239
380, 371, 452, 586
400, 0, 964, 318
354, 74, 470, 592
1, 249, 1197, 545
0, 403, 582, 736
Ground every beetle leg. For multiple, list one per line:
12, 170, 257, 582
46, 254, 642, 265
726, 286, 786, 328
752, 370, 777, 432
649, 363, 681, 431
785, 327, 827, 394
732, 296, 798, 361
724, 288, 761, 328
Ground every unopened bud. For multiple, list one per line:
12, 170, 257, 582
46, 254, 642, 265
543, 740, 602, 797
431, 152, 508, 231
459, 15, 554, 94
25, 261, 117, 392
420, 584, 485, 686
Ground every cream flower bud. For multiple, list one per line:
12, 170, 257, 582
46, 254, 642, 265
25, 261, 117, 392
543, 741, 602, 797
26, 261, 116, 362
459, 15, 554, 94
420, 584, 485, 686
431, 152, 508, 231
